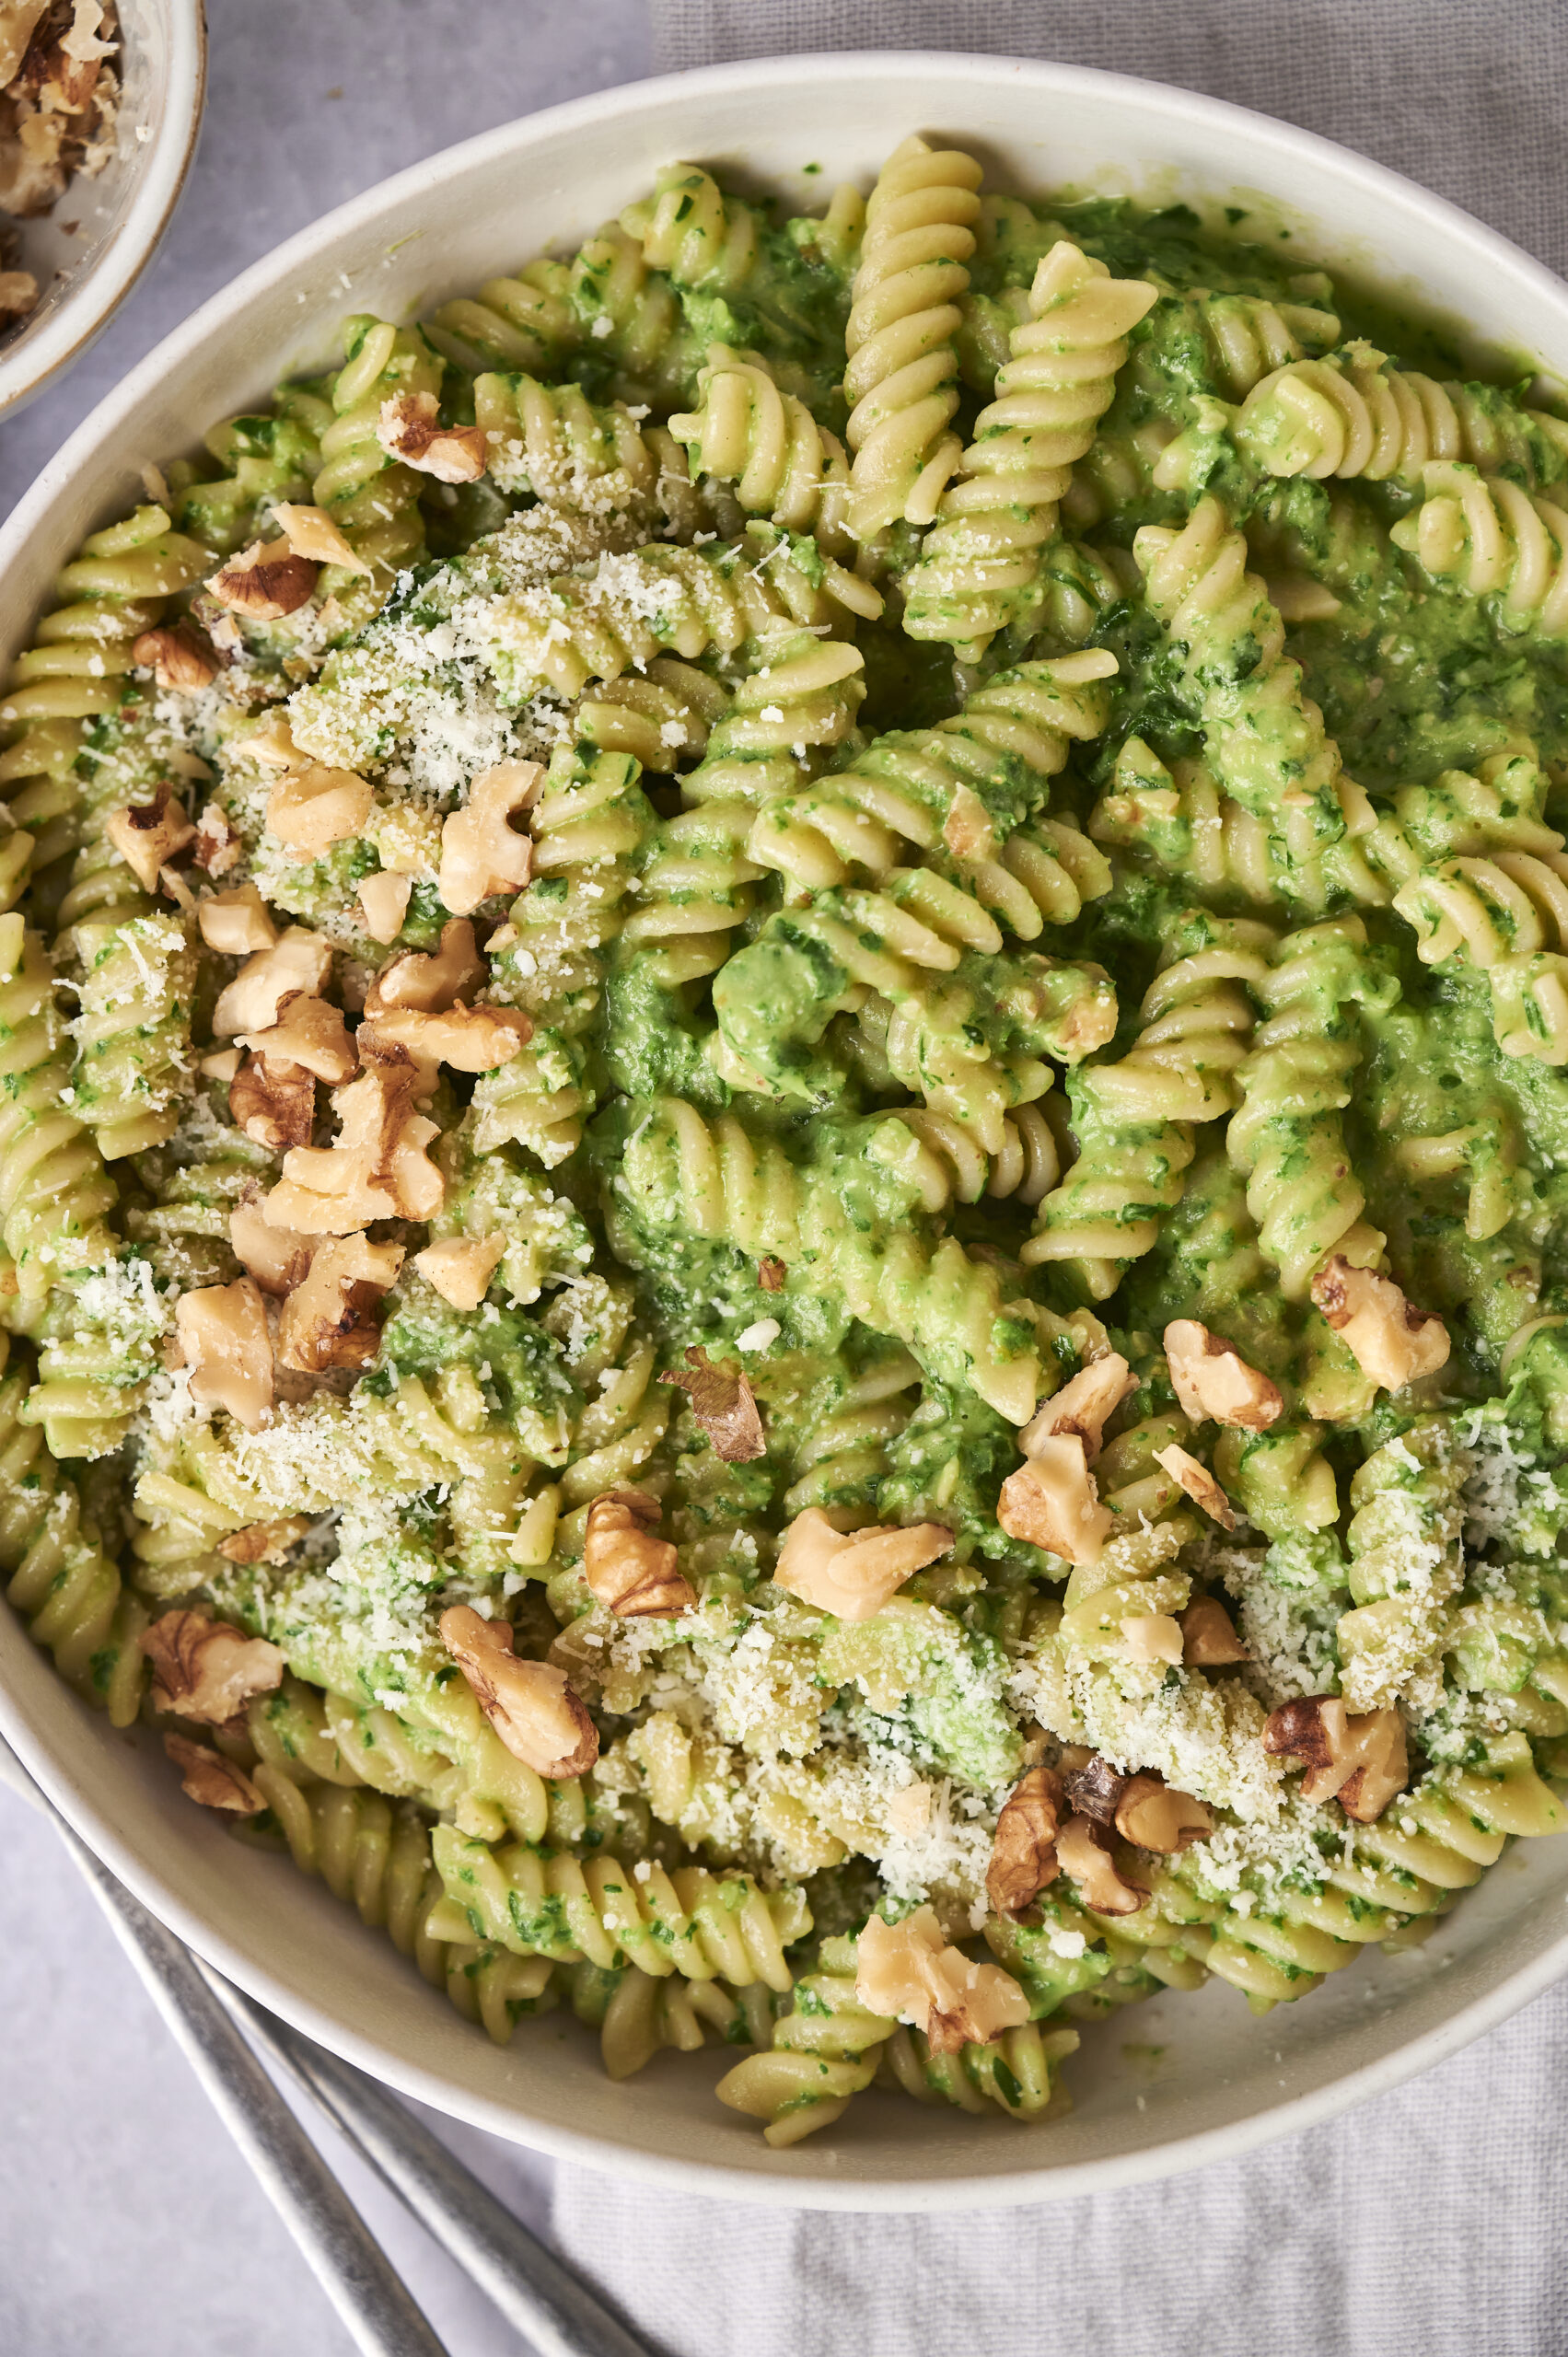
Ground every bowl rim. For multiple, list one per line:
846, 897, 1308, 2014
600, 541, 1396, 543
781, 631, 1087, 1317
6, 44, 1568, 2209
0, 0, 208, 422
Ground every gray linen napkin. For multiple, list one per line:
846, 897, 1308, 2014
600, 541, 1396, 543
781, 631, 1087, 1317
545, 9, 1568, 2351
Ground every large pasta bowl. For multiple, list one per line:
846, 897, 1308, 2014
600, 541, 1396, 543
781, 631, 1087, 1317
5, 52, 1568, 2209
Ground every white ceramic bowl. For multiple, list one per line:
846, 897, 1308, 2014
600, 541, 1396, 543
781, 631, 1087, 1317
0, 0, 205, 421
6, 52, 1568, 2211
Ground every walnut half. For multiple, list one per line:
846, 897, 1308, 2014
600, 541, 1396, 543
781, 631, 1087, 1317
1309, 1255, 1451, 1394
104, 783, 194, 892
583, 1491, 695, 1619
996, 1432, 1110, 1565
140, 1610, 285, 1727
439, 1604, 598, 1779
377, 391, 488, 483
1053, 1815, 1148, 1914
1018, 1352, 1136, 1462
985, 1764, 1063, 1920
174, 1278, 273, 1430
164, 1733, 266, 1816
1063, 1756, 1212, 1856
276, 1232, 404, 1374
772, 1506, 951, 1622
1263, 1695, 1408, 1824
207, 539, 319, 620
855, 1905, 1030, 2053
438, 761, 540, 914
1164, 1319, 1283, 1429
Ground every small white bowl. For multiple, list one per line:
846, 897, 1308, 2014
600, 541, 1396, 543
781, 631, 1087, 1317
0, 0, 205, 421
5, 52, 1568, 2209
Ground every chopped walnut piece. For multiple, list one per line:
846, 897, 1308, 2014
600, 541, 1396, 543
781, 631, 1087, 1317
758, 1256, 787, 1293
192, 804, 242, 877
1154, 1443, 1237, 1530
1121, 1612, 1185, 1665
164, 1733, 266, 1816
1263, 1696, 1409, 1823
238, 992, 357, 1085
772, 1506, 952, 1622
206, 538, 319, 621
269, 501, 373, 575
377, 390, 488, 483
985, 1764, 1063, 1920
583, 1490, 695, 1619
199, 883, 278, 957
239, 712, 301, 769
438, 761, 540, 915
887, 1781, 933, 1835
1063, 1754, 1130, 1826
132, 623, 218, 691
996, 1433, 1110, 1565
216, 1515, 314, 1566
358, 871, 412, 943
356, 1002, 531, 1091
658, 1345, 765, 1463
942, 782, 996, 863
1309, 1255, 1451, 1394
229, 1191, 314, 1295
213, 927, 331, 1036
266, 762, 374, 859
261, 1048, 444, 1233
175, 1278, 273, 1430
439, 1604, 598, 1778
277, 1231, 403, 1374
855, 1906, 1030, 2052
1179, 1595, 1249, 1666
229, 1051, 316, 1151
104, 783, 195, 892
363, 917, 485, 1015
200, 1048, 241, 1084
140, 1610, 285, 1726
1019, 1353, 1136, 1463
413, 1234, 507, 1312
1164, 1319, 1283, 1429
1054, 1815, 1148, 1915
1112, 1773, 1213, 1854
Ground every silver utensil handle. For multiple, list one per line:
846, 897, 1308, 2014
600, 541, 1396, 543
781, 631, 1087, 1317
217, 1980, 656, 2357
41, 1798, 451, 2357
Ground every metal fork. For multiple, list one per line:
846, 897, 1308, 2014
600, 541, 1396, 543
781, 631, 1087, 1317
0, 1731, 655, 2357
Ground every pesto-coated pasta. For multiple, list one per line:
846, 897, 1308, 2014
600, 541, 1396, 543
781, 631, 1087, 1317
8, 140, 1568, 2152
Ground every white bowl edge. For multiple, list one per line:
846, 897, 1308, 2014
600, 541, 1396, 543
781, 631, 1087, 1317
4, 49, 1568, 2207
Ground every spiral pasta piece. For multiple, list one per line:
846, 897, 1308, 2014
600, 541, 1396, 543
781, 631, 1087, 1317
1336, 1416, 1467, 1712
65, 910, 197, 1161
429, 1827, 808, 1981
489, 525, 879, 706
176, 394, 329, 559
0, 1337, 145, 1718
748, 651, 1117, 897
620, 162, 761, 296
843, 135, 984, 540
1226, 916, 1388, 1298
714, 1935, 900, 2144
473, 743, 655, 1163
1191, 291, 1342, 400
880, 2018, 1078, 2119
0, 917, 118, 1317
471, 372, 660, 505
668, 347, 854, 556
901, 243, 1156, 658
565, 221, 703, 406
614, 1098, 1049, 1422
1135, 494, 1348, 850
310, 317, 443, 610
1023, 916, 1274, 1296
572, 658, 730, 772
1237, 345, 1568, 489
871, 1104, 1062, 1212
0, 504, 208, 906
781, 1351, 923, 1527
1390, 459, 1568, 634
426, 256, 578, 376
614, 633, 866, 991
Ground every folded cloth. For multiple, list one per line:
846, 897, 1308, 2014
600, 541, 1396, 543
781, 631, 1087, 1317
649, 0, 1568, 277
548, 15, 1568, 2353
550, 1975, 1568, 2357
